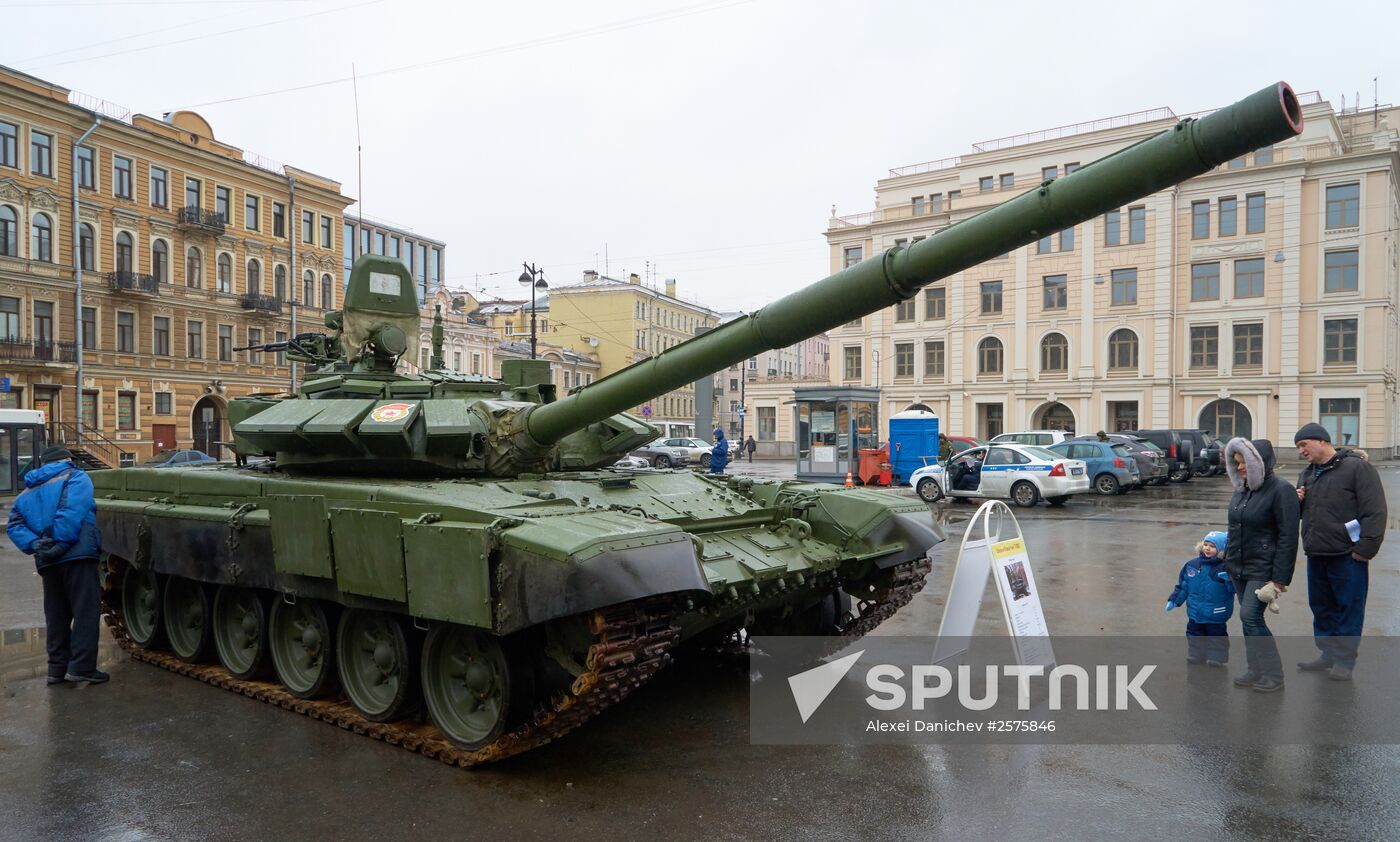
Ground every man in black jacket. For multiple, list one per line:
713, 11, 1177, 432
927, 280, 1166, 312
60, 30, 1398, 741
1294, 422, 1387, 681
1223, 437, 1298, 693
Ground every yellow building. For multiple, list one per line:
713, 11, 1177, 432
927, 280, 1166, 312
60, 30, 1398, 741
818, 92, 1400, 452
546, 271, 719, 437
0, 64, 351, 465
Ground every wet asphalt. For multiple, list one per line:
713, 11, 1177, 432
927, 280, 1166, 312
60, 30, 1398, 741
2, 466, 1399, 841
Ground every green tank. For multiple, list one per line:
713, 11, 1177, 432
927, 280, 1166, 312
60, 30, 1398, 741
95, 82, 1303, 766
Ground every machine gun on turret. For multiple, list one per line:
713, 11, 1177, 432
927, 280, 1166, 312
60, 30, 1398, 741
233, 331, 341, 368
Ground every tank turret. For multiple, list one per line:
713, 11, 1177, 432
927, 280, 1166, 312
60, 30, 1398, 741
231, 83, 1303, 478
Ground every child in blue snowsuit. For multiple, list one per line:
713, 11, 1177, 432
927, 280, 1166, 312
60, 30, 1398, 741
1166, 531, 1235, 665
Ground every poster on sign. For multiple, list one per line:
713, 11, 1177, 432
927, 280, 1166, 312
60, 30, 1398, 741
990, 535, 1054, 668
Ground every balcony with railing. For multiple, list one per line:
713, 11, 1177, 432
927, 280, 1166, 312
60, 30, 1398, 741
107, 271, 160, 295
0, 337, 77, 363
176, 206, 226, 235
240, 293, 283, 314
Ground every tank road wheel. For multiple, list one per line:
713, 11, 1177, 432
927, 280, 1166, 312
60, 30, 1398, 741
337, 609, 415, 722
269, 599, 339, 700
121, 567, 163, 648
213, 586, 272, 679
421, 624, 522, 750
163, 577, 214, 663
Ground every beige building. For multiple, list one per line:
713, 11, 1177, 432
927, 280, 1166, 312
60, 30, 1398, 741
817, 92, 1400, 453
0, 65, 350, 465
494, 339, 600, 393
404, 286, 497, 378
547, 270, 720, 437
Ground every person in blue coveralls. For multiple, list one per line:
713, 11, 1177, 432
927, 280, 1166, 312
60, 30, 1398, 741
1166, 530, 1235, 666
6, 445, 107, 685
710, 428, 729, 474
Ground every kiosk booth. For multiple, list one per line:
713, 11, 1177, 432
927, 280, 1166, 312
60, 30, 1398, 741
792, 386, 880, 484
0, 409, 45, 495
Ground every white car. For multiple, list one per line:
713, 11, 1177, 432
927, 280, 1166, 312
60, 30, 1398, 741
990, 430, 1075, 447
908, 443, 1090, 508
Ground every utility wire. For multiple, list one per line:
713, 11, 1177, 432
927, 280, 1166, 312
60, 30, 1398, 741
24, 0, 380, 71
172, 0, 754, 109
12, 7, 241, 63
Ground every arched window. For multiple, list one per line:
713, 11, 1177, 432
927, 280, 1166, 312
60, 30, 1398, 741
78, 224, 95, 271
217, 253, 232, 292
151, 239, 168, 283
186, 247, 202, 288
274, 264, 287, 301
303, 269, 315, 307
1108, 329, 1138, 370
1040, 332, 1068, 372
31, 213, 52, 262
320, 273, 332, 310
116, 231, 133, 273
1, 206, 19, 256
978, 337, 1003, 375
247, 259, 261, 295
1037, 402, 1076, 432
1201, 398, 1252, 440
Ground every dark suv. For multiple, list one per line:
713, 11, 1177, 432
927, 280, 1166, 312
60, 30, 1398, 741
1120, 429, 1192, 482
1171, 429, 1214, 477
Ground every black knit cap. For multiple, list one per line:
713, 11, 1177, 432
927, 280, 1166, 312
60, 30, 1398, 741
40, 444, 73, 464
1294, 422, 1331, 444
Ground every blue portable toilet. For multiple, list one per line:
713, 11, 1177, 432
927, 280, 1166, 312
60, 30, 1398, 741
887, 408, 939, 485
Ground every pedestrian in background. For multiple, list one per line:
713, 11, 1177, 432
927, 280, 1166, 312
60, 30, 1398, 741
6, 445, 106, 686
1166, 531, 1234, 666
1222, 437, 1298, 693
710, 428, 729, 474
744, 435, 757, 463
1293, 423, 1387, 681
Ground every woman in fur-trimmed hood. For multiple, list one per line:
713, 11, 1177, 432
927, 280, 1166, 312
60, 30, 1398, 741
1222, 437, 1299, 691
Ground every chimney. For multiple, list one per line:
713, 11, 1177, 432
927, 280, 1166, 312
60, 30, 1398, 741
665, 278, 676, 298
628, 273, 641, 285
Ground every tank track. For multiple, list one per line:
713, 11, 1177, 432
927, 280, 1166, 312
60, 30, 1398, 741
703, 556, 933, 658
102, 578, 680, 768
838, 556, 933, 637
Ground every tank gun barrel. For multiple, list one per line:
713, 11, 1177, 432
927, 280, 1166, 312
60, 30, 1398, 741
526, 82, 1304, 446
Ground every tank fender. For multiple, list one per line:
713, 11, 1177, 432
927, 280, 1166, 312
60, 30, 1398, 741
96, 503, 278, 588
494, 535, 710, 634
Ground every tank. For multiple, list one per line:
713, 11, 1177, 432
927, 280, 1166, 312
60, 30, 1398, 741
93, 82, 1303, 766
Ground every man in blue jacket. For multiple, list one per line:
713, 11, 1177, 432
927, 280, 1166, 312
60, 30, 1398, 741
6, 445, 106, 685
710, 428, 729, 475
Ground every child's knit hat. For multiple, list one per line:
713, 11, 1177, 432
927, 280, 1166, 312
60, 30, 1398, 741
1203, 531, 1227, 553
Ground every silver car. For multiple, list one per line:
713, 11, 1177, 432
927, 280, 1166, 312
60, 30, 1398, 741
633, 437, 712, 468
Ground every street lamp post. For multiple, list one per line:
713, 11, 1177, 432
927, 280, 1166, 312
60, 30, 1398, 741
518, 262, 548, 360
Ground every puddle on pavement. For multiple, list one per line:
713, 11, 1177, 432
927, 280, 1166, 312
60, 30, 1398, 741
0, 625, 125, 688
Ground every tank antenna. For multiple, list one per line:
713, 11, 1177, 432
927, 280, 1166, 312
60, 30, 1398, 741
352, 62, 364, 217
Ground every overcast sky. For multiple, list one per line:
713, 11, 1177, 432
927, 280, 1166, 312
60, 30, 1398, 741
9, 0, 1397, 313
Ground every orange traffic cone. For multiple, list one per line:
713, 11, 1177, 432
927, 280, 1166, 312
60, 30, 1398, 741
844, 470, 854, 487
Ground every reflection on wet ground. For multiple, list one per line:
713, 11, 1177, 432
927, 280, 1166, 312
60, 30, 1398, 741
2, 471, 1399, 840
